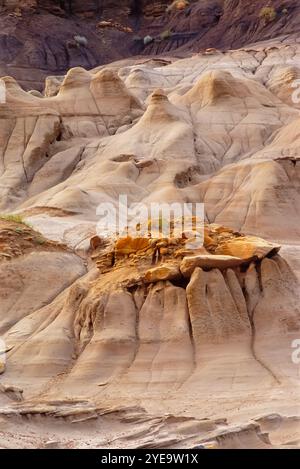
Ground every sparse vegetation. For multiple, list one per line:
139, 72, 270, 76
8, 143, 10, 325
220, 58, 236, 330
73, 35, 88, 47
160, 29, 172, 40
259, 6, 277, 23
35, 237, 46, 245
143, 35, 154, 46
14, 227, 25, 234
0, 213, 28, 225
167, 0, 189, 13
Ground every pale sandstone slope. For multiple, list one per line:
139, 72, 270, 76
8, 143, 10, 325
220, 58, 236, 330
0, 36, 300, 448
0, 226, 299, 448
0, 39, 299, 245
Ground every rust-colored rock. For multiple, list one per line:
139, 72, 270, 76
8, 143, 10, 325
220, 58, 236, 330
144, 263, 181, 283
180, 254, 251, 278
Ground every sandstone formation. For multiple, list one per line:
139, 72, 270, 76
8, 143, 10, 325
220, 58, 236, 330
0, 17, 300, 449
0, 222, 299, 448
0, 39, 299, 244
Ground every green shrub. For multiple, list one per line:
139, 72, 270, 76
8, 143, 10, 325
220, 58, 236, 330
160, 29, 172, 40
0, 213, 30, 227
167, 0, 189, 13
74, 35, 88, 47
35, 237, 46, 245
259, 6, 277, 23
143, 35, 153, 46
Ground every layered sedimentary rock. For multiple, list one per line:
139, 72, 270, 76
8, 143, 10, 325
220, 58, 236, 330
1, 39, 299, 244
0, 218, 86, 375
0, 68, 142, 211
0, 34, 300, 448
0, 223, 299, 448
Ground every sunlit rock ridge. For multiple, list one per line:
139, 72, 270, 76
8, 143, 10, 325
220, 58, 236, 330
0, 29, 300, 449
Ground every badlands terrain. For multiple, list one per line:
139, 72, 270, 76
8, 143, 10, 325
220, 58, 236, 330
0, 0, 300, 450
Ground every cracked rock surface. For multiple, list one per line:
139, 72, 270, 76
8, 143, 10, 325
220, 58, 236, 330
0, 29, 300, 448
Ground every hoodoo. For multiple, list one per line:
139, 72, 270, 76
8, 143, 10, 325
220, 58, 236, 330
0, 0, 300, 451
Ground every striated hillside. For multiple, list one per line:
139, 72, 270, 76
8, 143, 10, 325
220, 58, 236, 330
0, 29, 300, 448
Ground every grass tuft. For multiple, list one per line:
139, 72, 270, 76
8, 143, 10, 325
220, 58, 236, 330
259, 6, 277, 23
0, 213, 31, 227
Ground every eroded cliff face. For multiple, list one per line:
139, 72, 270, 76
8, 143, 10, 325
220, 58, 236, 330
0, 0, 169, 17
0, 218, 299, 448
0, 33, 300, 447
1, 41, 300, 243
